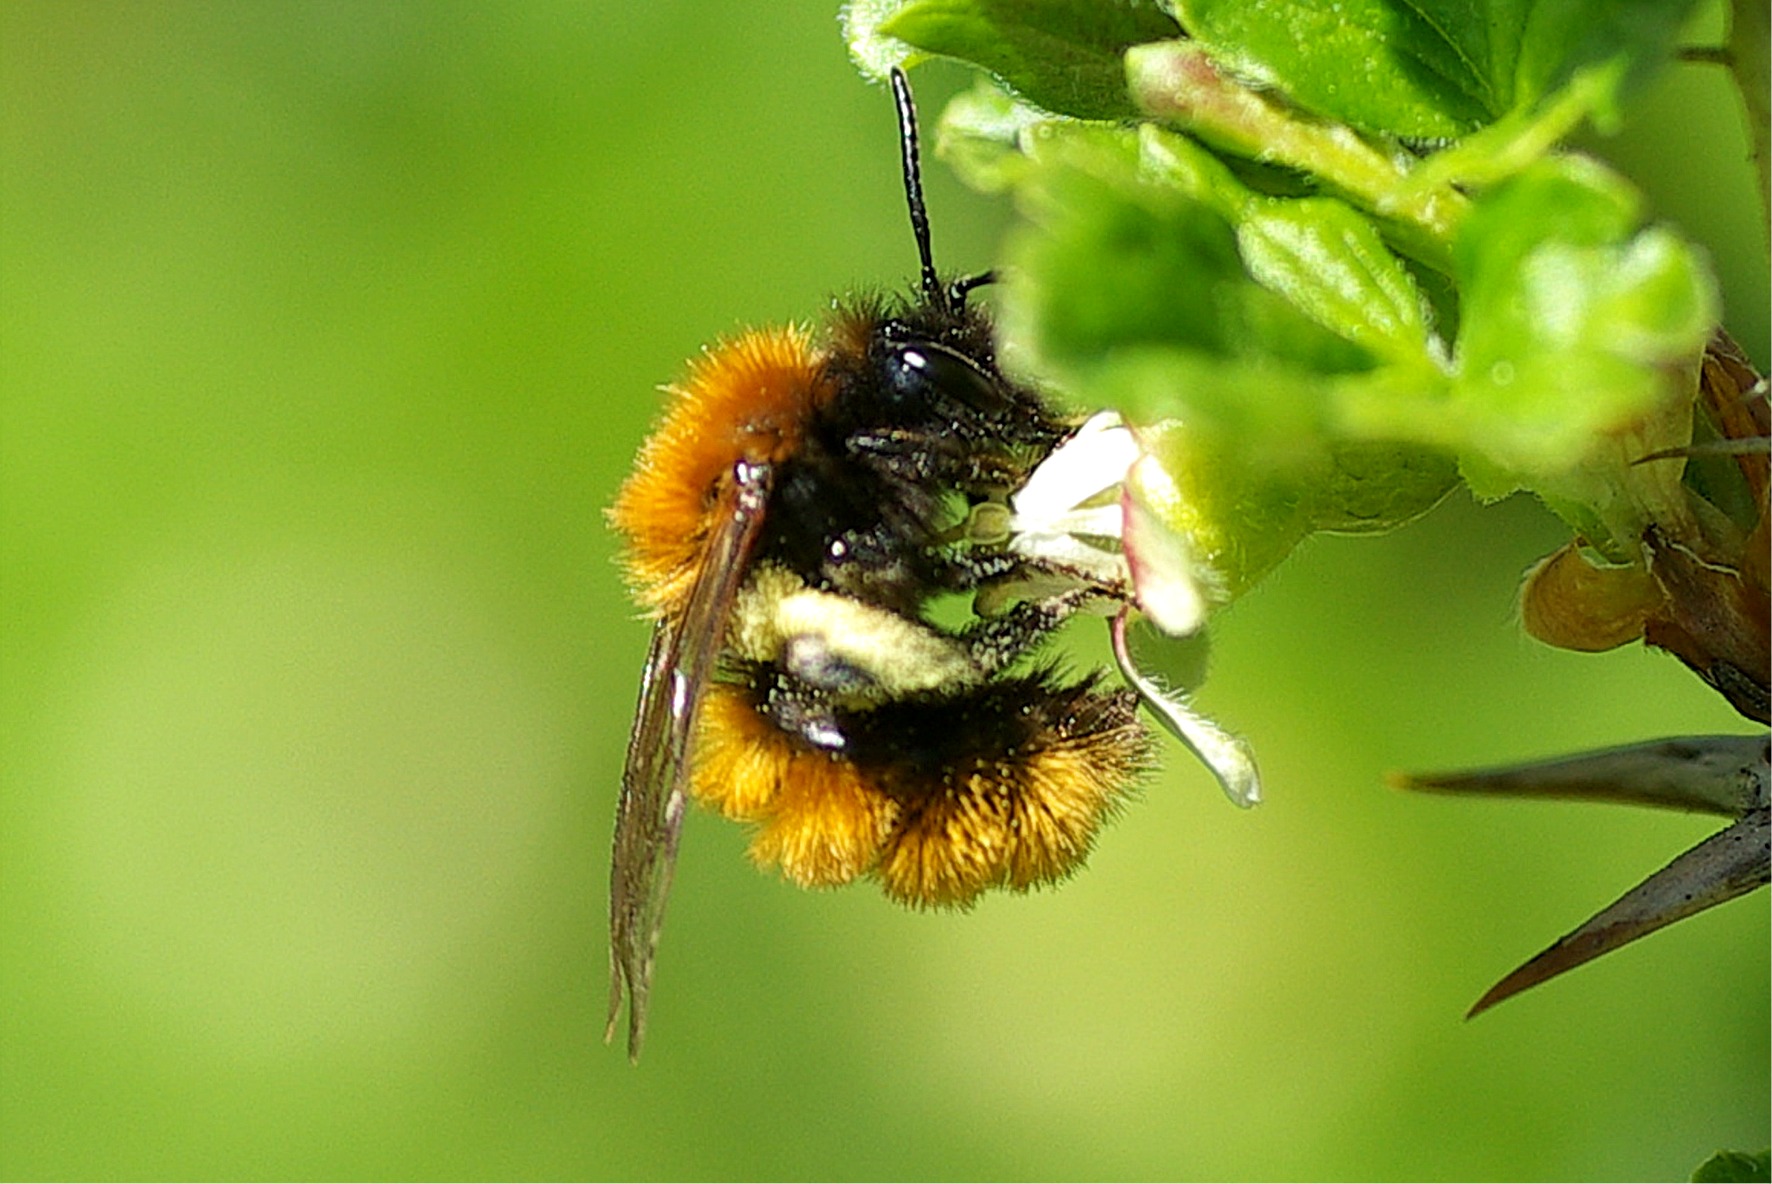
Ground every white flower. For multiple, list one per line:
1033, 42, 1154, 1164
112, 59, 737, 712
1004, 410, 1261, 807
1008, 410, 1140, 587
1009, 410, 1217, 637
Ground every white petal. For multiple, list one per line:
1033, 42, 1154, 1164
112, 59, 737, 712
1122, 484, 1210, 637
1010, 411, 1139, 532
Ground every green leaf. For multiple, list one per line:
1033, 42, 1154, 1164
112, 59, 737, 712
1007, 150, 1376, 379
843, 0, 917, 79
932, 79, 1049, 194
1692, 1149, 1772, 1183
1171, 0, 1701, 138
1131, 125, 1436, 365
1296, 155, 1717, 556
1399, 59, 1628, 195
923, 16, 1714, 606
1009, 121, 1444, 373
1120, 381, 1324, 601
1444, 156, 1716, 550
878, 0, 1180, 119
999, 152, 1340, 596
1236, 198, 1435, 365
1310, 439, 1459, 534
1172, 0, 1492, 138
1125, 42, 1466, 271
998, 129, 1456, 598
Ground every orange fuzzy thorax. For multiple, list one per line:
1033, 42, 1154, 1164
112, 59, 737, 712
609, 325, 832, 618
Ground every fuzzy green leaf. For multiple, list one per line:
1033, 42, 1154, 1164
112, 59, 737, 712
921, 10, 1715, 609
1444, 157, 1716, 550
999, 127, 1456, 597
1172, 0, 1701, 138
1125, 42, 1466, 270
1236, 199, 1434, 365
1008, 152, 1376, 381
879, 0, 1180, 118
1134, 125, 1437, 365
1320, 155, 1718, 558
933, 79, 1049, 194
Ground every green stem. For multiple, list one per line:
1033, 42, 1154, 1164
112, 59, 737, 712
1125, 41, 1467, 274
1727, 0, 1770, 221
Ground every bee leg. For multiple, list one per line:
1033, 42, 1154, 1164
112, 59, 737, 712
960, 587, 1092, 674
939, 549, 1023, 589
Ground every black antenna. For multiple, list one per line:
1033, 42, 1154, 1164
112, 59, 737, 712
889, 66, 945, 312
948, 270, 996, 310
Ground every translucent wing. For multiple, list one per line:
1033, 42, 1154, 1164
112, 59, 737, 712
607, 459, 773, 1062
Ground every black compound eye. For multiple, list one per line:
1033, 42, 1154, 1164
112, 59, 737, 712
881, 339, 1006, 424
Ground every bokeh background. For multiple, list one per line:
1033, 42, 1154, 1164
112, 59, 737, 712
2, 3, 1766, 1180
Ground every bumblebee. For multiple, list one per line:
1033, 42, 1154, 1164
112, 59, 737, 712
606, 69, 1152, 1060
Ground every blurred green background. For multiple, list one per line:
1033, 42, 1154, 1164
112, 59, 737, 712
2, 3, 1765, 1180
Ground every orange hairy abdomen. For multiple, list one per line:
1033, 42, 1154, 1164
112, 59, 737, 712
690, 685, 896, 889
609, 325, 831, 617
